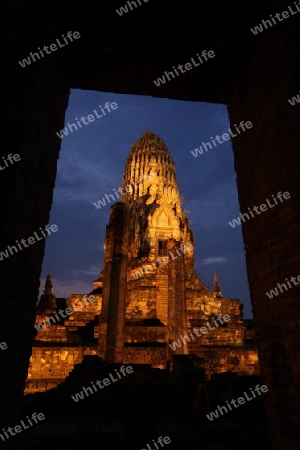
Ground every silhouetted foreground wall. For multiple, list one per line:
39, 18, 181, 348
2, 3, 299, 449
228, 25, 300, 450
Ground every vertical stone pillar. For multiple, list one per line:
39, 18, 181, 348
97, 227, 113, 360
1, 49, 69, 428
228, 26, 300, 450
167, 240, 188, 359
98, 203, 129, 363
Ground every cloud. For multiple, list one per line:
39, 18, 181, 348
71, 265, 101, 276
54, 144, 123, 204
201, 256, 228, 266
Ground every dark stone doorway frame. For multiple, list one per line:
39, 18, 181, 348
2, 2, 299, 449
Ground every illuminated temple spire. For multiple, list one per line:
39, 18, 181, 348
99, 130, 193, 363
44, 274, 54, 295
120, 130, 181, 214
37, 274, 57, 314
213, 272, 223, 298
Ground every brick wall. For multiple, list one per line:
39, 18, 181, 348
228, 26, 300, 450
25, 346, 97, 394
1, 44, 70, 426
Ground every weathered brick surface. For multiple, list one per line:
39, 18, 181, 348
228, 26, 300, 450
124, 326, 166, 343
1, 49, 69, 427
25, 346, 97, 393
123, 347, 167, 368
194, 347, 260, 379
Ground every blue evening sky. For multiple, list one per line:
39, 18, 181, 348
39, 89, 253, 318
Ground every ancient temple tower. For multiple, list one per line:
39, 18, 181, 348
98, 131, 196, 365
26, 131, 258, 391
96, 130, 252, 370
